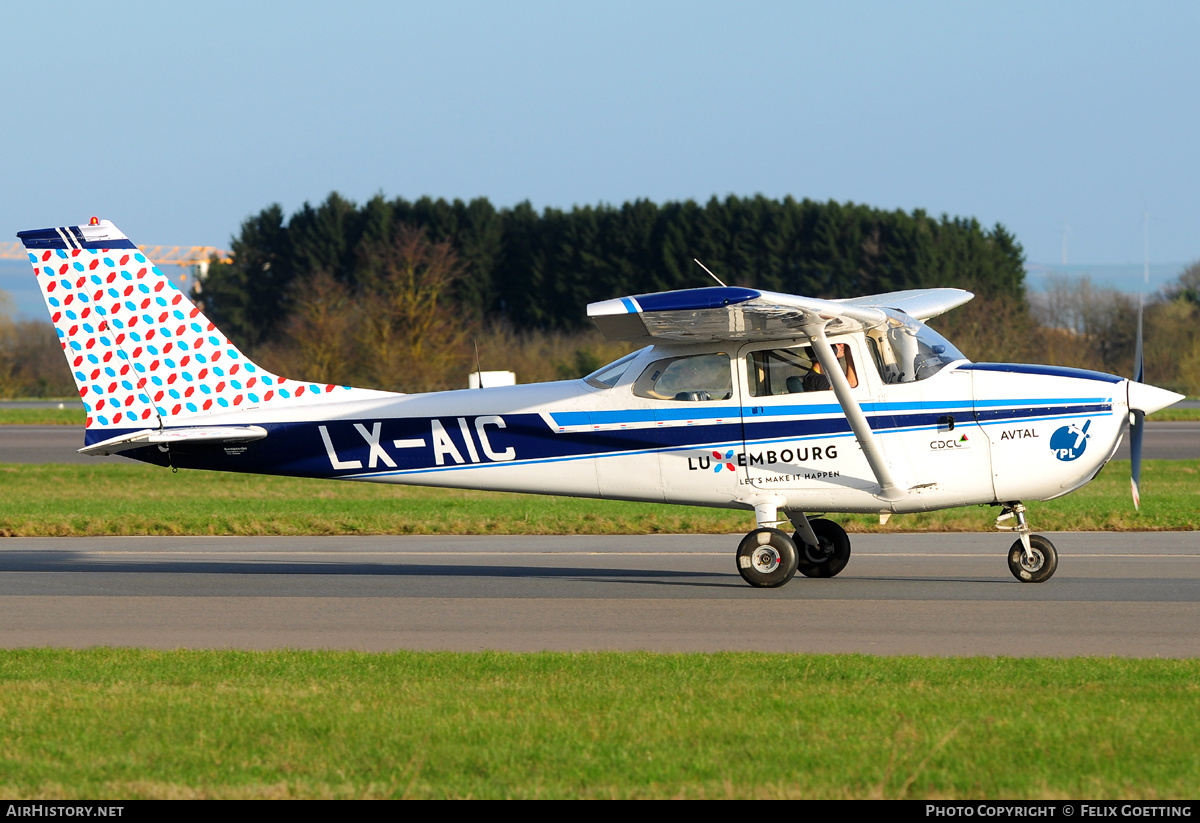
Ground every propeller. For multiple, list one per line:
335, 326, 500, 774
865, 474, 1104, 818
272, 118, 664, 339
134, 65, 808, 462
1130, 295, 1144, 510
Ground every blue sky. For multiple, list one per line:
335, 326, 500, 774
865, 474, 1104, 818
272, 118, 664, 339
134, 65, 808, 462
3, 0, 1198, 268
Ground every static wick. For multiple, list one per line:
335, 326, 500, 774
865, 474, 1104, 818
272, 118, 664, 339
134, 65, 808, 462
694, 259, 726, 287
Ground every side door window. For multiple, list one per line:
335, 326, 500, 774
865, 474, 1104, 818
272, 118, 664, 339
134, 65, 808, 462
745, 343, 859, 397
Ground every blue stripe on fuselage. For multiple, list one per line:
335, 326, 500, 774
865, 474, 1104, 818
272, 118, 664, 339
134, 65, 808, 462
86, 396, 1113, 480
959, 363, 1124, 384
551, 397, 1110, 429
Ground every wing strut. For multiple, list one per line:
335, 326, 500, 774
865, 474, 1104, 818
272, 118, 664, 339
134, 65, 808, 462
808, 325, 906, 502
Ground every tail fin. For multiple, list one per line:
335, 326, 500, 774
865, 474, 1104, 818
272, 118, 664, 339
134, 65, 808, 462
18, 219, 357, 430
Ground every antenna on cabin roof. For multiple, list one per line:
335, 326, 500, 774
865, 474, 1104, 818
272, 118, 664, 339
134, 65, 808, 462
694, 259, 727, 287
474, 339, 484, 390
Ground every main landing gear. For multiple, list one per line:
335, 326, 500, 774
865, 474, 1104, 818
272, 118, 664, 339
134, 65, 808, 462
734, 503, 853, 588
732, 499, 1060, 588
795, 518, 851, 578
735, 528, 799, 588
996, 502, 1059, 583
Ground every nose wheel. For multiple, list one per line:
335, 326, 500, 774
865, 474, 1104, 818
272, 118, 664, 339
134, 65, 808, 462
997, 503, 1059, 583
1008, 535, 1058, 583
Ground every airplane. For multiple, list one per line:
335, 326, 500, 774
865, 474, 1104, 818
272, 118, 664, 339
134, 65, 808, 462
16, 219, 1185, 588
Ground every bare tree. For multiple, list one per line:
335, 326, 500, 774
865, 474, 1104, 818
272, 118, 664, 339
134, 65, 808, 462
1031, 274, 1137, 375
353, 225, 473, 392
259, 271, 358, 385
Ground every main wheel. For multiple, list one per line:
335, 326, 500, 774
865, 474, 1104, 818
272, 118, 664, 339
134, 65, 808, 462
1008, 535, 1058, 583
794, 518, 852, 578
736, 528, 799, 588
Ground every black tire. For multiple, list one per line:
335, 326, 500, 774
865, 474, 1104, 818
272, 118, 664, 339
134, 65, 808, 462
736, 528, 799, 588
794, 518, 852, 578
1008, 535, 1058, 583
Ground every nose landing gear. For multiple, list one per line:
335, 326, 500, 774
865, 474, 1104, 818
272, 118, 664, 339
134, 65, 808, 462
996, 503, 1059, 582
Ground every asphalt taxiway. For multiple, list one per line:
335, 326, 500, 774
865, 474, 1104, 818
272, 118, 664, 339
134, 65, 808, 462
1, 533, 1196, 656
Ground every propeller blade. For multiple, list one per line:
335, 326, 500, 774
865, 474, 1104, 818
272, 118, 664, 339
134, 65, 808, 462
1130, 288, 1145, 509
1134, 294, 1144, 384
1129, 409, 1144, 510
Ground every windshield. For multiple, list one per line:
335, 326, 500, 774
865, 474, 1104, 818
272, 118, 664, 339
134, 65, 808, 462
871, 310, 968, 383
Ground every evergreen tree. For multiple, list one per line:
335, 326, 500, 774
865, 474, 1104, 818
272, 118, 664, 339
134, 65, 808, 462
202, 192, 1028, 344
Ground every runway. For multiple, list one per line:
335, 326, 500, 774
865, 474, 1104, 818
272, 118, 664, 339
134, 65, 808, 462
1, 533, 1197, 656
2, 422, 1198, 464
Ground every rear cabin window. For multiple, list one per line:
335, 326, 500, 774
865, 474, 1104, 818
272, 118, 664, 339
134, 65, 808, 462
746, 344, 858, 397
632, 353, 732, 401
584, 350, 642, 389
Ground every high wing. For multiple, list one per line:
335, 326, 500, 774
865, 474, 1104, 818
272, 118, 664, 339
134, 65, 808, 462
589, 285, 974, 504
838, 288, 975, 321
588, 286, 973, 343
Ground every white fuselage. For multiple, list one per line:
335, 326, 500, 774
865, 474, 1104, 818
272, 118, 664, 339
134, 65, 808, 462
153, 336, 1130, 517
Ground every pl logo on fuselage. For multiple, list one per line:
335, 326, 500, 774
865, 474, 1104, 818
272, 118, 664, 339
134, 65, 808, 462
1049, 419, 1091, 462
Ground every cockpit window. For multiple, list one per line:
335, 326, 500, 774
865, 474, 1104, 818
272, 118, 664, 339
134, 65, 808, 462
632, 353, 732, 401
870, 310, 968, 383
746, 345, 858, 397
584, 349, 642, 389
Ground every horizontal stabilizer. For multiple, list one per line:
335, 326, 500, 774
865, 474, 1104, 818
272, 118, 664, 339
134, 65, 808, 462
78, 425, 268, 456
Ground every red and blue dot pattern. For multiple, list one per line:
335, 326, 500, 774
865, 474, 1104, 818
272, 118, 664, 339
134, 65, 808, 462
28, 246, 352, 429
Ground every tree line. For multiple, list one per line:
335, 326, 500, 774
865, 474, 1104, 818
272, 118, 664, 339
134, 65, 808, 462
199, 192, 1028, 352
7, 192, 1197, 398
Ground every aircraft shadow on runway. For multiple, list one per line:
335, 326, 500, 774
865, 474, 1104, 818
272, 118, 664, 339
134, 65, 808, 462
2, 553, 1195, 601
0, 551, 746, 587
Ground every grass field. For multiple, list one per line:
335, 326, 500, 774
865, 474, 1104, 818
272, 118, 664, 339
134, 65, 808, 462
1, 418, 1196, 800
0, 407, 83, 425
1, 649, 1197, 799
0, 458, 1196, 536
1151, 404, 1200, 421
